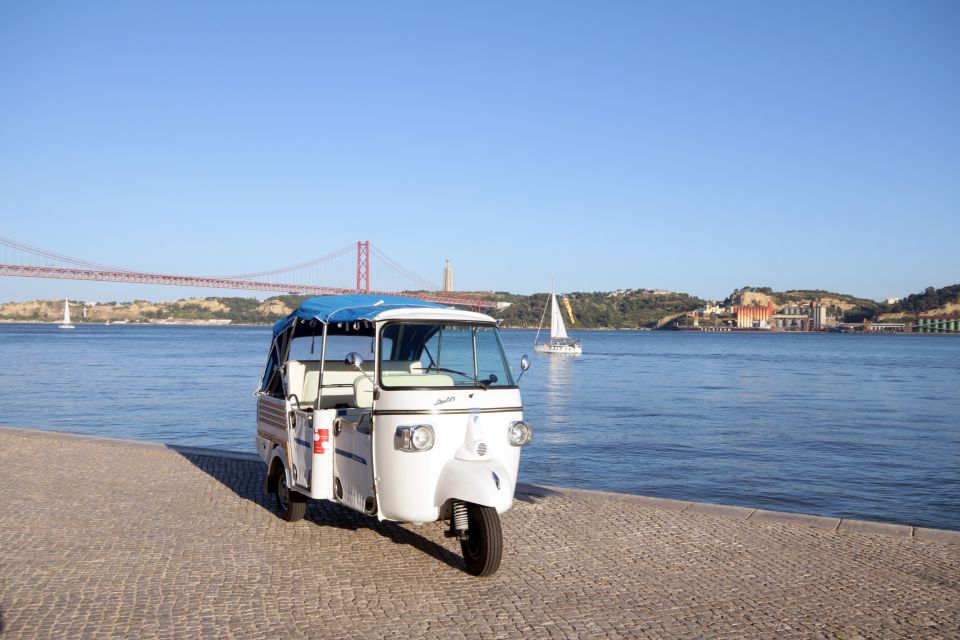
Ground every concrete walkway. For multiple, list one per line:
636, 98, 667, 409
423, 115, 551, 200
0, 428, 957, 639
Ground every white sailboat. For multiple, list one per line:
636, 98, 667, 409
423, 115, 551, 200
533, 286, 581, 354
58, 298, 75, 329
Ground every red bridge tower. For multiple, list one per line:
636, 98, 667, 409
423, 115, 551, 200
356, 241, 370, 293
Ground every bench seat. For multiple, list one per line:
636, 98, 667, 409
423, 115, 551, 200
287, 360, 432, 410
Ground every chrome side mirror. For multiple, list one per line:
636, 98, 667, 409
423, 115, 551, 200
517, 354, 530, 383
345, 352, 379, 398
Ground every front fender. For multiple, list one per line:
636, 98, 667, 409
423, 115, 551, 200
264, 446, 291, 495
435, 458, 514, 514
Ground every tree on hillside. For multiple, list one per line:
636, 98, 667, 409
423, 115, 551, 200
889, 284, 960, 314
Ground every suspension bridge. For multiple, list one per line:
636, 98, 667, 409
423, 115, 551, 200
0, 235, 495, 309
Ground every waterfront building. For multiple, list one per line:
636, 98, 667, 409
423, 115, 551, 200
916, 315, 960, 334
811, 303, 829, 329
734, 301, 775, 329
771, 305, 810, 331
863, 321, 906, 333
768, 301, 832, 331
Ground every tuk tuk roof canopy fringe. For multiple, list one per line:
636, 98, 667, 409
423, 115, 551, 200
273, 294, 447, 337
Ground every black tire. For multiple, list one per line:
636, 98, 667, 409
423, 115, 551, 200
275, 470, 307, 522
460, 504, 502, 577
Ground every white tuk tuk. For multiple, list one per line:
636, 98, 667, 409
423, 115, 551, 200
255, 294, 532, 576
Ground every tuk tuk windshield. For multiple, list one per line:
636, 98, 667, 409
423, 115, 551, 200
379, 322, 515, 389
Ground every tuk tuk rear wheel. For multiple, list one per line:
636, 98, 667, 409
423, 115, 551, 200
460, 504, 502, 577
275, 471, 307, 522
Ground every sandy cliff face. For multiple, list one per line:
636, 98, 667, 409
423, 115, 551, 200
256, 299, 291, 316
0, 300, 63, 320
172, 298, 229, 313
879, 302, 960, 321
735, 292, 863, 312
813, 296, 858, 311
1, 299, 184, 322
732, 291, 773, 307
0, 297, 301, 323
0, 300, 143, 321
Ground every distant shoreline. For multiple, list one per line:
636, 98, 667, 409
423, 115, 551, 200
2, 285, 958, 331
0, 320, 265, 328
2, 320, 951, 336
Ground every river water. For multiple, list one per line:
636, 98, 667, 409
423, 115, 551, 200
1, 323, 957, 529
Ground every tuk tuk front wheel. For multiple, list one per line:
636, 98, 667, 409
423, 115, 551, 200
275, 471, 307, 522
460, 504, 502, 577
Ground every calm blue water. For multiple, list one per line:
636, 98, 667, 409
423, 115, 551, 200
1, 323, 958, 530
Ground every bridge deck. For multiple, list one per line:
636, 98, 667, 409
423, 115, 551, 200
0, 263, 495, 308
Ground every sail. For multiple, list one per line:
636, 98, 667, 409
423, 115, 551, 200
563, 297, 576, 325
549, 294, 568, 339
62, 299, 71, 324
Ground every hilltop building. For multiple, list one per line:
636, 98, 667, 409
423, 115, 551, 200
700, 302, 725, 316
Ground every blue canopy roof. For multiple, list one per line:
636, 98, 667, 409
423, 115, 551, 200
272, 294, 447, 337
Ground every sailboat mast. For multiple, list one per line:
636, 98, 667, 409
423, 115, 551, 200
533, 290, 549, 346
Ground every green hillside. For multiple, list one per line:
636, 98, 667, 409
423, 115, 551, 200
490, 289, 705, 329
888, 285, 960, 314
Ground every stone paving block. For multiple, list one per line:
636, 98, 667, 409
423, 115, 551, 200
684, 501, 756, 519
748, 508, 842, 530
622, 495, 694, 512
914, 526, 960, 545
838, 518, 914, 538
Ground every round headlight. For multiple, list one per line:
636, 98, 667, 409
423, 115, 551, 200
410, 425, 435, 451
395, 424, 436, 452
508, 421, 533, 446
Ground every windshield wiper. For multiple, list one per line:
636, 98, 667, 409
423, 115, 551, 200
425, 366, 495, 390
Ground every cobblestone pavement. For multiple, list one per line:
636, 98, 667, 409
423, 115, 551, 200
1, 430, 958, 639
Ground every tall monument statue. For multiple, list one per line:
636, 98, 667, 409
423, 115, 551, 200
442, 259, 454, 292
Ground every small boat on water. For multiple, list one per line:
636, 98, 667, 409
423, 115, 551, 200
58, 298, 74, 329
533, 286, 581, 354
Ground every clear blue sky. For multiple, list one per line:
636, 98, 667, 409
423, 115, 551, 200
1, 1, 957, 302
